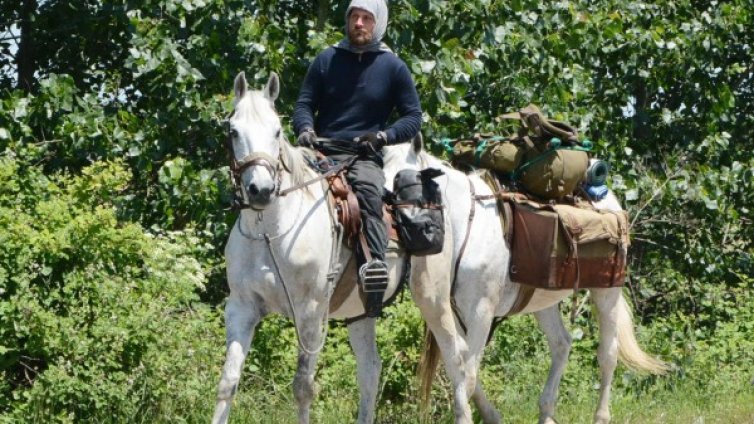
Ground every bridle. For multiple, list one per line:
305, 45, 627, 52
225, 114, 287, 211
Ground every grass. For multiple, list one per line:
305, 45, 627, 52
150, 348, 754, 424
13, 299, 754, 423
140, 302, 754, 424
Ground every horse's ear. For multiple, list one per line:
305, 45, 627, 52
412, 132, 424, 155
234, 71, 248, 102
264, 72, 280, 103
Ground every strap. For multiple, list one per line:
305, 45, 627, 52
449, 176, 476, 334
556, 215, 582, 323
480, 171, 513, 248
392, 202, 443, 210
610, 210, 629, 287
278, 154, 358, 196
510, 144, 592, 182
358, 230, 373, 263
438, 137, 455, 155
472, 190, 528, 202
506, 284, 536, 316
264, 234, 331, 355
503, 201, 513, 247
473, 139, 488, 167
231, 151, 279, 175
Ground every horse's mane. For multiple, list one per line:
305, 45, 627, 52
234, 90, 279, 126
280, 139, 315, 187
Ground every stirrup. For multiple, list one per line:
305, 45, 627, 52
358, 260, 388, 293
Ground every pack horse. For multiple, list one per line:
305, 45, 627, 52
384, 138, 668, 423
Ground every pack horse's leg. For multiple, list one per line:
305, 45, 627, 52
212, 295, 262, 424
347, 317, 381, 424
591, 289, 620, 424
534, 305, 572, 424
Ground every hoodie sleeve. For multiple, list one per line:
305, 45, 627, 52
384, 59, 422, 145
293, 55, 323, 136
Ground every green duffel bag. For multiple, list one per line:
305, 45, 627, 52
445, 105, 592, 199
501, 105, 591, 198
451, 134, 526, 173
516, 147, 589, 199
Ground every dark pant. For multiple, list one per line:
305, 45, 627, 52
346, 158, 387, 264
326, 146, 387, 265
322, 140, 388, 317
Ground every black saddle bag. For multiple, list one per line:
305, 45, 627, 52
390, 168, 445, 256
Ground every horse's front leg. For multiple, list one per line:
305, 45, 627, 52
347, 317, 381, 424
292, 306, 328, 424
534, 305, 572, 424
411, 261, 473, 423
463, 295, 501, 424
212, 295, 262, 424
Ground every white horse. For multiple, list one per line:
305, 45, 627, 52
213, 71, 482, 424
212, 71, 408, 424
380, 141, 669, 423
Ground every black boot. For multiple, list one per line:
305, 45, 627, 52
359, 259, 388, 318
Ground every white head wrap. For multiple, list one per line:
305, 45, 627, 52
336, 0, 391, 53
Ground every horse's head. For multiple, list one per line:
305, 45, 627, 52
382, 133, 443, 192
226, 71, 283, 210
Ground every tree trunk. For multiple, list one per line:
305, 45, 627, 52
316, 0, 329, 31
17, 0, 37, 93
632, 79, 650, 142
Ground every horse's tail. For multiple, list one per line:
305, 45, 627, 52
614, 293, 669, 374
417, 324, 440, 412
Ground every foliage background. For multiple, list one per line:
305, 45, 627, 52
1, 0, 752, 422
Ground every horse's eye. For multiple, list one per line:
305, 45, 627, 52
229, 128, 239, 138
275, 129, 281, 138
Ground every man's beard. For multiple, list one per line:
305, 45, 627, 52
348, 29, 373, 46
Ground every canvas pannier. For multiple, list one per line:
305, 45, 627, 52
390, 168, 445, 256
508, 200, 629, 289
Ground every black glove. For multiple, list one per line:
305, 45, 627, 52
354, 131, 387, 154
297, 128, 317, 148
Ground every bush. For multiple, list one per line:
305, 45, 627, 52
0, 154, 223, 422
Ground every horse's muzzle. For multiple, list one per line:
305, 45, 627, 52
247, 182, 274, 208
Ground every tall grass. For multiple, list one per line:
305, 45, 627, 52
137, 299, 754, 423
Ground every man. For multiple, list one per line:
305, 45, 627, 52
293, 0, 422, 318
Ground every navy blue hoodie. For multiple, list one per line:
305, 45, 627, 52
293, 46, 422, 145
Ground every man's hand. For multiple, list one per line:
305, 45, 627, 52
297, 128, 318, 148
354, 131, 387, 154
